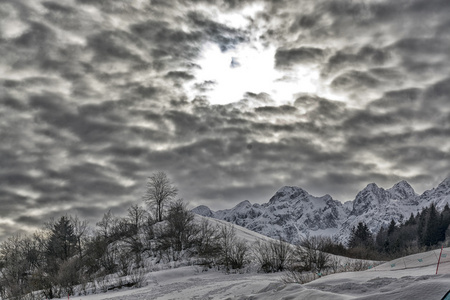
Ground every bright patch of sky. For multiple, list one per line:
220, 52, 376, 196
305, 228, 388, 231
187, 2, 346, 106
192, 42, 326, 105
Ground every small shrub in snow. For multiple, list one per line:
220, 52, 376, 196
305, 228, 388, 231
253, 238, 293, 273
216, 224, 249, 272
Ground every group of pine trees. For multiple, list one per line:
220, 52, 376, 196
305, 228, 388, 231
343, 203, 450, 260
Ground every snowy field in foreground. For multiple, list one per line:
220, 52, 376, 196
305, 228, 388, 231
66, 217, 450, 299
67, 259, 450, 300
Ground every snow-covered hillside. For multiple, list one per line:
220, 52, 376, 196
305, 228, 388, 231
65, 263, 450, 300
64, 219, 450, 300
193, 177, 450, 244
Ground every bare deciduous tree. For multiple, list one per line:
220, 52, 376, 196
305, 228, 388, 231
70, 215, 89, 261
144, 172, 178, 222
127, 204, 147, 233
217, 224, 248, 272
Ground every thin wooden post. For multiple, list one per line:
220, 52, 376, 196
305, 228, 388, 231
436, 245, 444, 275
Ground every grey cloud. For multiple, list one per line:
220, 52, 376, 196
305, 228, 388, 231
187, 11, 248, 52
251, 122, 296, 134
391, 38, 450, 56
318, 171, 411, 200
0, 173, 35, 187
104, 145, 148, 159
293, 94, 327, 107
14, 215, 44, 227
424, 77, 450, 102
242, 92, 275, 105
275, 47, 325, 68
78, 99, 139, 117
13, 21, 55, 49
255, 105, 297, 115
331, 70, 381, 91
194, 80, 217, 92
382, 146, 449, 166
348, 127, 450, 154
165, 71, 195, 81
130, 19, 202, 47
436, 20, 450, 37
401, 59, 448, 77
343, 109, 408, 133
0, 95, 27, 111
294, 95, 348, 122
369, 88, 422, 110
368, 68, 403, 82
0, 223, 29, 242
289, 14, 319, 31
72, 206, 113, 219
326, 1, 372, 18
324, 46, 391, 76
87, 31, 146, 63
42, 2, 75, 14
0, 190, 28, 218
194, 184, 279, 208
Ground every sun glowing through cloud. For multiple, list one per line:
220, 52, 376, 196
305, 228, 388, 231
192, 43, 325, 106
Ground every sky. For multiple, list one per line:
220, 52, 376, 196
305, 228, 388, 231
1, 0, 449, 241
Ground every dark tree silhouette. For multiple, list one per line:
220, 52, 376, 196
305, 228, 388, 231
387, 219, 396, 236
348, 222, 372, 249
423, 203, 440, 246
144, 171, 178, 222
47, 216, 76, 262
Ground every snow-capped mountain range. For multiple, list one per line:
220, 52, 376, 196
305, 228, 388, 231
192, 178, 450, 244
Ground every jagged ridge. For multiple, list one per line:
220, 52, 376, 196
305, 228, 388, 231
192, 178, 450, 244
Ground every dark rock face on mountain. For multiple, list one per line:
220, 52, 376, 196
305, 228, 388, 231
193, 178, 450, 244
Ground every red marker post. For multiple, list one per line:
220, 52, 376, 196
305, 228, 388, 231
436, 245, 444, 275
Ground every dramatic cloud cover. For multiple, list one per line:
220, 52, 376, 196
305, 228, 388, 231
1, 0, 449, 240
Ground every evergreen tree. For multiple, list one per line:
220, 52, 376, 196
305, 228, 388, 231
404, 213, 416, 226
348, 222, 373, 248
440, 204, 450, 241
387, 219, 396, 236
423, 203, 440, 247
417, 207, 428, 246
375, 227, 388, 253
47, 216, 77, 262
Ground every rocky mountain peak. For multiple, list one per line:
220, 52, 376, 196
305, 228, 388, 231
437, 177, 450, 190
234, 200, 252, 209
388, 180, 416, 200
268, 186, 309, 204
191, 205, 214, 217
351, 183, 387, 215
365, 182, 380, 191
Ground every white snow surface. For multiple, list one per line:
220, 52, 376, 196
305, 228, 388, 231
68, 217, 450, 300
68, 265, 450, 300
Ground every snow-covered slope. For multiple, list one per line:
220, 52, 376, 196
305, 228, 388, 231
66, 246, 450, 300
61, 215, 450, 300
193, 177, 450, 244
